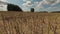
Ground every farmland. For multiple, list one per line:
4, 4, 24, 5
0, 12, 60, 34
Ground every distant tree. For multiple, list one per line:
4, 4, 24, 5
31, 8, 34, 12
51, 11, 60, 13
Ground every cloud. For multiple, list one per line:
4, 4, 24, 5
22, 0, 33, 11
43, 0, 60, 6
23, 0, 32, 2
34, 2, 39, 4
22, 0, 60, 11
23, 0, 28, 1
46, 6, 60, 12
34, 2, 39, 6
22, 1, 32, 7
35, 0, 60, 11
0, 0, 7, 2
36, 0, 60, 7
33, 2, 39, 8
35, 1, 46, 11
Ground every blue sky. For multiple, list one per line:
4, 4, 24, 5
7, 0, 60, 12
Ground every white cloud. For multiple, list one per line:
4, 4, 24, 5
35, 0, 60, 11
22, 0, 60, 11
23, 0, 32, 2
34, 2, 39, 5
35, 1, 46, 11
22, 1, 32, 7
0, 0, 7, 2
23, 0, 28, 1
33, 2, 39, 8
46, 6, 60, 12
36, 1, 45, 8
36, 0, 60, 8
44, 0, 60, 6
22, 0, 33, 11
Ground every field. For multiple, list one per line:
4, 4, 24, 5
0, 12, 60, 34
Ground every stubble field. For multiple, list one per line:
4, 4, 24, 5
0, 12, 60, 34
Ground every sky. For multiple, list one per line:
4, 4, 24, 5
6, 0, 60, 12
